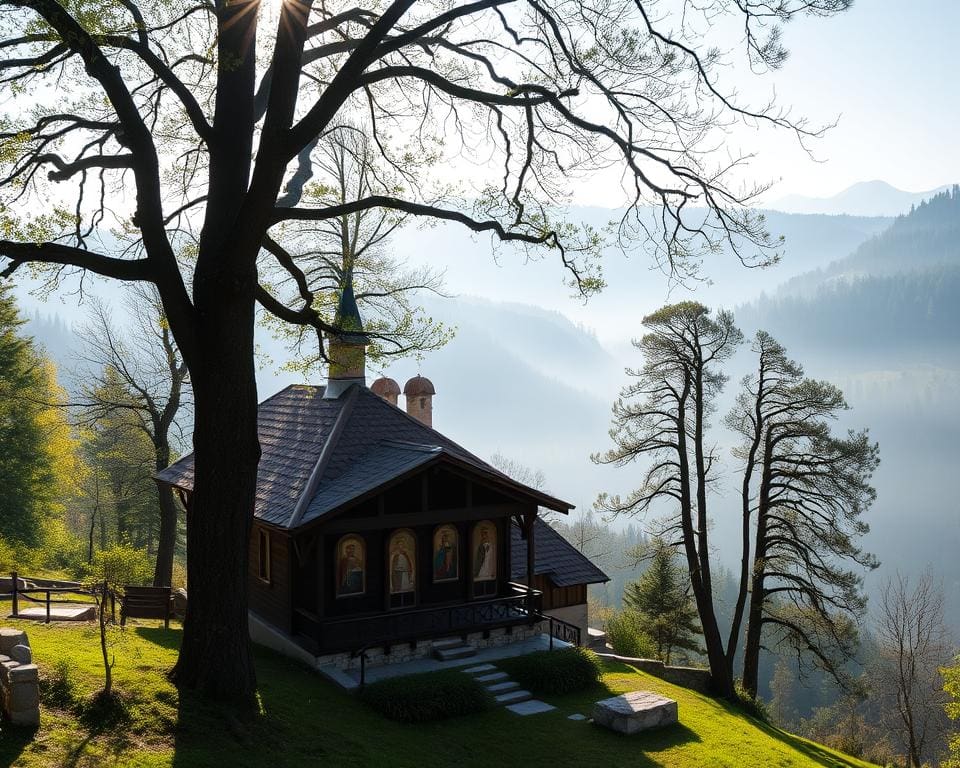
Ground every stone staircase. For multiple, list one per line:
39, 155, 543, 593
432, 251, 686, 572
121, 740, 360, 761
462, 663, 556, 715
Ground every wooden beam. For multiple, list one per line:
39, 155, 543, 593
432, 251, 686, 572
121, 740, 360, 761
311, 503, 527, 534
524, 510, 535, 612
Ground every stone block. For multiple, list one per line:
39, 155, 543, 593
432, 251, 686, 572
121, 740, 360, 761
7, 682, 40, 711
9, 664, 38, 683
9, 644, 31, 664
0, 660, 18, 684
0, 629, 27, 654
592, 691, 678, 735
9, 706, 40, 727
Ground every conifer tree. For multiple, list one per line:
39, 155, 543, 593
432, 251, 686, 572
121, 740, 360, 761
622, 539, 702, 665
0, 283, 81, 546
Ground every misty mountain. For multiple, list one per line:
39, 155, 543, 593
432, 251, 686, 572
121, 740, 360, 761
738, 188, 960, 354
770, 179, 952, 217
393, 208, 890, 342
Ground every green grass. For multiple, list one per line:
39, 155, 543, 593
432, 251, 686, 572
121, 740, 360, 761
0, 620, 878, 768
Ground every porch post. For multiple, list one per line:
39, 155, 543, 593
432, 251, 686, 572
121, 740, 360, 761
524, 510, 535, 617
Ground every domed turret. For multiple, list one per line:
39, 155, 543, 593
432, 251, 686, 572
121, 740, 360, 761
403, 375, 435, 427
370, 376, 401, 406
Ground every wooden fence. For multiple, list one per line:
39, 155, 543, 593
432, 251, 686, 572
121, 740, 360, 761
0, 571, 115, 623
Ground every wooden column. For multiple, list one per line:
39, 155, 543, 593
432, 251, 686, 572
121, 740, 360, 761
524, 510, 535, 615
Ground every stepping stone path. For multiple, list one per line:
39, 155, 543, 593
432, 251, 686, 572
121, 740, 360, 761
462, 663, 556, 716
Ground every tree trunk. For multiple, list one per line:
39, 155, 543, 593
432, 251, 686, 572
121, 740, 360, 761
742, 435, 773, 697
168, 265, 260, 706
153, 441, 177, 588
675, 377, 734, 698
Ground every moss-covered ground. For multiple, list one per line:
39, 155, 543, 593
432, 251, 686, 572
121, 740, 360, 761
0, 620, 877, 768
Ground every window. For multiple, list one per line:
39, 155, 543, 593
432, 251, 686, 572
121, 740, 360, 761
258, 528, 271, 583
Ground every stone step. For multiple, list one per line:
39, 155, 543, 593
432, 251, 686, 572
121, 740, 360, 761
434, 645, 476, 661
506, 699, 557, 716
495, 689, 532, 705
461, 663, 496, 675
431, 637, 465, 651
486, 680, 520, 694
475, 671, 508, 683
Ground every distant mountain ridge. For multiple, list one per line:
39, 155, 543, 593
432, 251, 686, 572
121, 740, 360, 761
738, 187, 960, 352
769, 179, 952, 217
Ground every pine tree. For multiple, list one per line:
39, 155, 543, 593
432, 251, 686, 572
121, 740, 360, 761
622, 539, 703, 665
0, 284, 81, 546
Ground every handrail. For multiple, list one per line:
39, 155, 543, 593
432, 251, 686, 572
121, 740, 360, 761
323, 584, 541, 628
4, 571, 117, 623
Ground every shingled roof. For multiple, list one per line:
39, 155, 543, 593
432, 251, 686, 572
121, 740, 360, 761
511, 518, 609, 587
156, 383, 573, 528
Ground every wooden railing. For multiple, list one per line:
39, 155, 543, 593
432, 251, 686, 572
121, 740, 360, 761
545, 613, 582, 649
296, 583, 543, 656
1, 571, 114, 623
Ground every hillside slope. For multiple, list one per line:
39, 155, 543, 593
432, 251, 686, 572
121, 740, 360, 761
2, 621, 876, 768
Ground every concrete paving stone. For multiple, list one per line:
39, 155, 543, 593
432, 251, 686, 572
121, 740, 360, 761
486, 681, 520, 693
461, 664, 496, 674
506, 700, 556, 715
568, 713, 588, 721
495, 689, 532, 705
475, 671, 508, 683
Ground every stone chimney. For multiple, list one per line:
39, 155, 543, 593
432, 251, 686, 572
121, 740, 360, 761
370, 377, 401, 406
403, 375, 436, 428
324, 270, 368, 399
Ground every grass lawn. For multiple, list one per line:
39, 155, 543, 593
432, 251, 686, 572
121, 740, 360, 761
0, 620, 877, 768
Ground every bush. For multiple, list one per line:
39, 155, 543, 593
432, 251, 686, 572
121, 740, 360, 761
734, 681, 771, 723
496, 648, 602, 695
84, 544, 153, 587
360, 669, 492, 723
40, 658, 81, 710
605, 610, 657, 658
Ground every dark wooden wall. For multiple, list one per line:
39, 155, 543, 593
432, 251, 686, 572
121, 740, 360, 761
248, 524, 292, 632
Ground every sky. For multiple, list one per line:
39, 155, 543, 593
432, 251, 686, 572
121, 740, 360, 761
572, 0, 960, 208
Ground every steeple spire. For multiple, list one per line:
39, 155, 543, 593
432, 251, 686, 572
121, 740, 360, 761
324, 265, 368, 398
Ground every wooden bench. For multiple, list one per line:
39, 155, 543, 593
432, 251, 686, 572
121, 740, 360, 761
120, 586, 172, 629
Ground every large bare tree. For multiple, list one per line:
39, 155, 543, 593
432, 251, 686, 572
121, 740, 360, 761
727, 331, 879, 696
0, 0, 851, 704
76, 287, 190, 589
874, 574, 952, 768
593, 301, 742, 696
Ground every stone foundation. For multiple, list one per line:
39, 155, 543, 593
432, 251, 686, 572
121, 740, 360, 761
0, 628, 40, 727
316, 623, 545, 671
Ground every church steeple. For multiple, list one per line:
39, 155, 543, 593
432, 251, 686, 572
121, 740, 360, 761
324, 266, 368, 399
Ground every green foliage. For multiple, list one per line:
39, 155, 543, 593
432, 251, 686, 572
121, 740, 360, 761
604, 609, 657, 658
496, 648, 602, 695
0, 283, 82, 547
39, 657, 82, 710
85, 544, 153, 588
622, 539, 703, 665
359, 669, 492, 723
944, 655, 960, 768
734, 680, 771, 724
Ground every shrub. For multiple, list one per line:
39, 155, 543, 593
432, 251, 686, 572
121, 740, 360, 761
605, 610, 657, 658
84, 544, 153, 588
496, 648, 602, 695
734, 681, 771, 723
360, 669, 492, 723
40, 658, 81, 710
